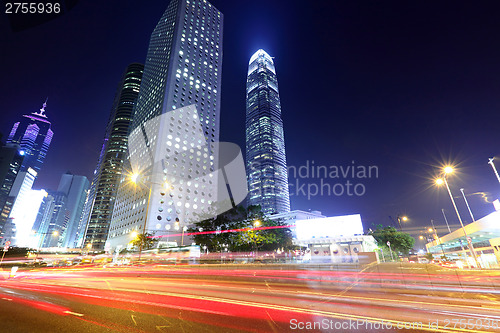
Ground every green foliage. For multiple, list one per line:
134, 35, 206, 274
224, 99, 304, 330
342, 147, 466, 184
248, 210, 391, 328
188, 205, 293, 252
369, 224, 415, 255
425, 252, 434, 261
130, 232, 158, 250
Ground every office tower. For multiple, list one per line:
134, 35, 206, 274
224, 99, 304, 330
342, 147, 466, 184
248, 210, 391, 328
105, 0, 223, 252
81, 63, 144, 251
7, 167, 39, 246
0, 144, 24, 243
6, 100, 54, 174
57, 173, 89, 248
34, 190, 67, 248
245, 49, 290, 215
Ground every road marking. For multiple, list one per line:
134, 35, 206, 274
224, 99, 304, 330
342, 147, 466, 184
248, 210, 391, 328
64, 311, 84, 317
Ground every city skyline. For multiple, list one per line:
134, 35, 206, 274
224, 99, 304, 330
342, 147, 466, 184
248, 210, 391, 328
3, 1, 500, 233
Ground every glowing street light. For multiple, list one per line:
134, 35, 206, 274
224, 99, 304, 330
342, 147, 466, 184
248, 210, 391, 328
396, 215, 408, 232
435, 166, 480, 268
131, 173, 139, 184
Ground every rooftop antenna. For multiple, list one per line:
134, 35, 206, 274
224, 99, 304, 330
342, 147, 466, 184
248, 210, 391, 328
34, 97, 48, 117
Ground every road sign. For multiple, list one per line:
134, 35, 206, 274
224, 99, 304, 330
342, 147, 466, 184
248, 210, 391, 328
3, 241, 10, 251
387, 241, 391, 246
467, 237, 472, 242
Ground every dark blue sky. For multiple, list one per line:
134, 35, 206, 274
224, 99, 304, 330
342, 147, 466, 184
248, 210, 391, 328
2, 0, 500, 237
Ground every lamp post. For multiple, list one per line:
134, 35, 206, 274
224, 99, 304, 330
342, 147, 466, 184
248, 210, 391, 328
252, 220, 260, 257
429, 220, 446, 260
387, 241, 394, 261
436, 166, 480, 268
488, 158, 500, 185
397, 215, 408, 232
181, 226, 187, 246
460, 188, 475, 222
442, 208, 467, 265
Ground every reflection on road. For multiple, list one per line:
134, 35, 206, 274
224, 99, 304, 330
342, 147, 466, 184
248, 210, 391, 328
1, 263, 500, 332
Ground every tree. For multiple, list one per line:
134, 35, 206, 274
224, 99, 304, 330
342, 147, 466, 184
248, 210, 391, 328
130, 232, 158, 251
188, 204, 293, 252
369, 225, 415, 255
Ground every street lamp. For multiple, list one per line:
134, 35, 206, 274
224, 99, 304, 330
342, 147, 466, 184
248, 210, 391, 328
488, 157, 500, 185
251, 220, 261, 257
397, 215, 408, 232
459, 188, 475, 222
436, 166, 480, 268
430, 219, 446, 260
181, 226, 187, 246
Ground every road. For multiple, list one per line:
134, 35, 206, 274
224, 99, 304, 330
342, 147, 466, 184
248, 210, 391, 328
1, 263, 500, 332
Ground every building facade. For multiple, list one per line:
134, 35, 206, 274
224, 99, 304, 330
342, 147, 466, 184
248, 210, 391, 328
6, 167, 38, 246
57, 173, 89, 248
34, 190, 67, 248
245, 49, 290, 215
81, 64, 143, 250
426, 210, 500, 268
104, 0, 224, 252
6, 100, 54, 174
0, 144, 24, 241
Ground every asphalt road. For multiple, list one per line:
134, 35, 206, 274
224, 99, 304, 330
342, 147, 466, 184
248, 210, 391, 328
1, 263, 500, 332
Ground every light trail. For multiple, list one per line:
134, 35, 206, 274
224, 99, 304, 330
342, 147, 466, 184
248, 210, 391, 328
2, 279, 489, 332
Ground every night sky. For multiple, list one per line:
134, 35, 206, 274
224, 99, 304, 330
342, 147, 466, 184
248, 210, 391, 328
2, 0, 500, 241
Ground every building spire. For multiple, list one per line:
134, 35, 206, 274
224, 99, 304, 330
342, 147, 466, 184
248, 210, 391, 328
33, 97, 48, 117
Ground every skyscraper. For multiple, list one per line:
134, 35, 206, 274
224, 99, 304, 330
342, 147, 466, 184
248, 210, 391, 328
105, 0, 223, 252
7, 167, 39, 246
57, 173, 89, 248
81, 63, 143, 250
33, 190, 67, 248
0, 144, 24, 242
245, 49, 290, 215
7, 100, 54, 174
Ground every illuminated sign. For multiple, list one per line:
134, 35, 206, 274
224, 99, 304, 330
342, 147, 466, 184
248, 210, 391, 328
295, 214, 364, 240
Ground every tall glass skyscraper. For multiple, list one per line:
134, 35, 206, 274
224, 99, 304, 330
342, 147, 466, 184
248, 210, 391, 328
57, 173, 89, 248
7, 100, 54, 174
246, 49, 290, 215
105, 0, 223, 251
0, 145, 24, 242
81, 63, 144, 251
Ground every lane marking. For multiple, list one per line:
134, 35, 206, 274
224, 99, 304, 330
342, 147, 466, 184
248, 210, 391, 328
64, 311, 84, 317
